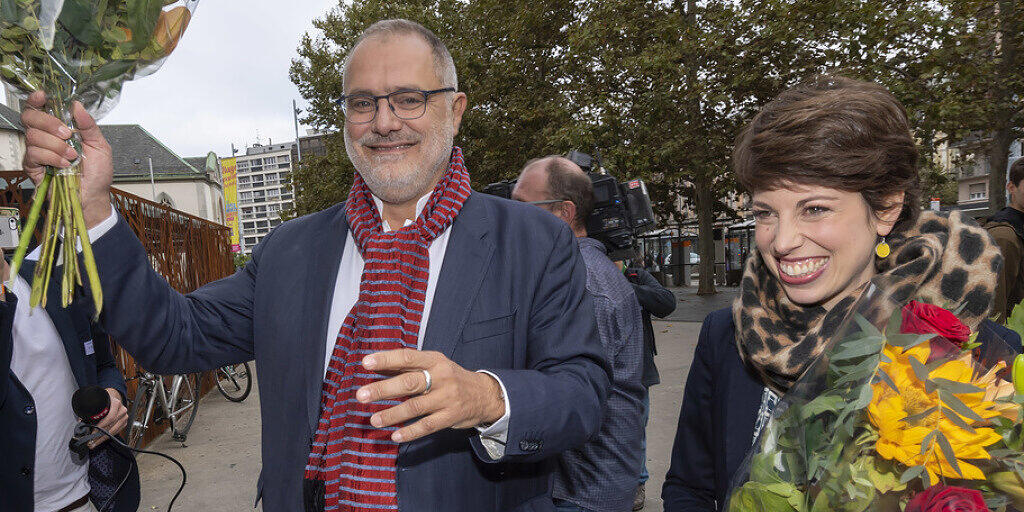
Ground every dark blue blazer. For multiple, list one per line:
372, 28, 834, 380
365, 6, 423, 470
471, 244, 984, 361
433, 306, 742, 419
662, 307, 1022, 512
1, 261, 140, 512
90, 192, 611, 511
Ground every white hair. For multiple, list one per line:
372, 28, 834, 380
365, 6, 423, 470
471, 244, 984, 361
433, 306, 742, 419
342, 19, 458, 92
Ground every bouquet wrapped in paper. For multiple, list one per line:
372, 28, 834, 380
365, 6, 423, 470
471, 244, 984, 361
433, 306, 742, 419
0, 0, 200, 313
725, 286, 1024, 512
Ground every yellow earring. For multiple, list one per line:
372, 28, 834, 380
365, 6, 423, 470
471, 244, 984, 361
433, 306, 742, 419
875, 237, 891, 258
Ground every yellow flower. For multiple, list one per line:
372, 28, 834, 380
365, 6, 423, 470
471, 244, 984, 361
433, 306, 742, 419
867, 343, 1003, 482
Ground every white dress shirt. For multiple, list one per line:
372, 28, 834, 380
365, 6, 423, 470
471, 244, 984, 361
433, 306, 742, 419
9, 254, 91, 510
326, 194, 510, 458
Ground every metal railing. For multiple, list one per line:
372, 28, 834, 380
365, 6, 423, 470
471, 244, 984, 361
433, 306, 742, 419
0, 172, 234, 447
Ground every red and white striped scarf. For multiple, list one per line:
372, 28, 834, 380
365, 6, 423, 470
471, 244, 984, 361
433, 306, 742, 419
304, 147, 472, 512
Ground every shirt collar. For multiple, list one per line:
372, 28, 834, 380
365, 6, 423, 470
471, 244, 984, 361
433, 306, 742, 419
371, 192, 433, 232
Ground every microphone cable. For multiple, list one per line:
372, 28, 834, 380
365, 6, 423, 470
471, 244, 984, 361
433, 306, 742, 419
83, 425, 187, 512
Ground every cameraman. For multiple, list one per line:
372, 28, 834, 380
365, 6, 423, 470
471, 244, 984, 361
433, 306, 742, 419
513, 156, 644, 512
620, 263, 676, 510
1, 246, 139, 512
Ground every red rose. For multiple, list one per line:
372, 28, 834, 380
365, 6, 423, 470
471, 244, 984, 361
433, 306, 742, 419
905, 485, 990, 512
901, 301, 972, 357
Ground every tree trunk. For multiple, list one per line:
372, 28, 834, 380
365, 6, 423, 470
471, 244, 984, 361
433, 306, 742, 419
989, 128, 1012, 211
695, 177, 717, 295
988, 0, 1019, 212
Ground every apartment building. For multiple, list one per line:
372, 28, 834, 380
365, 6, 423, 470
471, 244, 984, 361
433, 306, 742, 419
235, 141, 295, 254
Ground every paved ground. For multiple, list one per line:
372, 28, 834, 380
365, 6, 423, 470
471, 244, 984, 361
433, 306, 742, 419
137, 287, 738, 511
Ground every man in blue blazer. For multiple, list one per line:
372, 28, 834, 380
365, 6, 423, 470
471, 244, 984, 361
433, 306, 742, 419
20, 18, 610, 512
1, 254, 139, 512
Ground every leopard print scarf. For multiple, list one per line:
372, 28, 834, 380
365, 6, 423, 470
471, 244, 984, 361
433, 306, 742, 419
734, 210, 1002, 395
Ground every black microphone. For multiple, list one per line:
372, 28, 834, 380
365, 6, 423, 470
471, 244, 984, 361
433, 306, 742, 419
70, 386, 109, 458
72, 386, 111, 424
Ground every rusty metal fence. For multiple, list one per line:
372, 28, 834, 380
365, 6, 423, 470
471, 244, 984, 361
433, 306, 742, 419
0, 172, 235, 447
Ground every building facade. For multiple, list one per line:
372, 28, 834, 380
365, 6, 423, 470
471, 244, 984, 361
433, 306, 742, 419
0, 102, 25, 171
234, 141, 296, 254
101, 124, 226, 224
937, 134, 1024, 218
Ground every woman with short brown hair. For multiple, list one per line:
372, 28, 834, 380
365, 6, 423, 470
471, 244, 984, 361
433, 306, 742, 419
661, 76, 1018, 511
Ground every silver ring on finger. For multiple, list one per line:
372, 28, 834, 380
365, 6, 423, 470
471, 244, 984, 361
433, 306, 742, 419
421, 369, 432, 395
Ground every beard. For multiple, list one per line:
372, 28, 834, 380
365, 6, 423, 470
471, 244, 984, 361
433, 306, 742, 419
345, 121, 454, 205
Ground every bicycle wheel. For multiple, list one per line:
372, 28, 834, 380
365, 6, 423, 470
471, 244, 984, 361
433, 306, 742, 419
216, 362, 252, 402
126, 381, 154, 449
169, 373, 201, 441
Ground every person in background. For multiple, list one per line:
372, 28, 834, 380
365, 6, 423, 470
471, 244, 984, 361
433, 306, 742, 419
514, 156, 644, 512
986, 157, 1024, 322
1, 247, 138, 512
621, 263, 677, 510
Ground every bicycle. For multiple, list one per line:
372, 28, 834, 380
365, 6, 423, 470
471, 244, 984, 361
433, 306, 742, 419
215, 361, 252, 402
126, 371, 202, 448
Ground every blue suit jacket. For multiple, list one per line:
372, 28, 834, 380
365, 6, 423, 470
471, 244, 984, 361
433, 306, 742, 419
90, 192, 611, 511
662, 307, 1022, 512
0, 261, 140, 512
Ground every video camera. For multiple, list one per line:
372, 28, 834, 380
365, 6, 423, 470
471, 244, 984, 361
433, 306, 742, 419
482, 150, 656, 260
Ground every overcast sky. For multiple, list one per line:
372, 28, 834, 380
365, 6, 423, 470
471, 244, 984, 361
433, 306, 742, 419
4, 1, 341, 159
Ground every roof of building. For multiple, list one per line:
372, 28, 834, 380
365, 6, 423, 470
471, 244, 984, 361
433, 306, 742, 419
99, 124, 200, 177
0, 103, 23, 132
184, 156, 208, 171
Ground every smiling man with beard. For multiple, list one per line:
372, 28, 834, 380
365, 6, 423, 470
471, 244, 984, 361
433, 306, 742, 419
19, 18, 610, 512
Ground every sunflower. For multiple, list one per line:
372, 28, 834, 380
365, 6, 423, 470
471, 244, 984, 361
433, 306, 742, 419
867, 343, 1003, 482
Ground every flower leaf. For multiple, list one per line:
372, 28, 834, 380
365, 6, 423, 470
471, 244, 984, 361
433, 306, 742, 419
919, 430, 938, 454
874, 367, 900, 393
931, 377, 983, 395
935, 432, 964, 477
886, 333, 934, 348
940, 406, 978, 434
900, 465, 925, 484
909, 356, 931, 381
939, 390, 985, 422
855, 313, 883, 339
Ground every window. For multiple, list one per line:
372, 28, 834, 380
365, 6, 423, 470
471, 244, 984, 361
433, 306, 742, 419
270, 218, 282, 227
264, 157, 276, 165
243, 221, 256, 229
279, 163, 291, 169
244, 237, 257, 245
969, 183, 987, 200
240, 191, 252, 200
255, 206, 268, 213
238, 176, 250, 184
237, 161, 249, 168
249, 158, 262, 166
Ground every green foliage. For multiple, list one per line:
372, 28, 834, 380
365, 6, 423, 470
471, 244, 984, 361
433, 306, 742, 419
233, 252, 251, 269
290, 0, 1023, 288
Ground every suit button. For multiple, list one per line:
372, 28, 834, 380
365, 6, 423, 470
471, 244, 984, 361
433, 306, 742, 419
20, 466, 31, 476
23, 405, 34, 415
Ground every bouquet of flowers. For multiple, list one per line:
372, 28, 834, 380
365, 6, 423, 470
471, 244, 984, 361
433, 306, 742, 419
0, 0, 200, 313
725, 288, 1024, 512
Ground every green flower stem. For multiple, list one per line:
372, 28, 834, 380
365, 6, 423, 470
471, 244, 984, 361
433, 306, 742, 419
8, 171, 52, 282
68, 174, 102, 317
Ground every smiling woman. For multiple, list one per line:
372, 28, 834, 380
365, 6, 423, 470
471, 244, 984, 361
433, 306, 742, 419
662, 76, 1011, 512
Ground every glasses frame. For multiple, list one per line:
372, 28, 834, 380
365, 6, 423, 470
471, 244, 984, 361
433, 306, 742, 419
527, 199, 565, 206
336, 87, 457, 124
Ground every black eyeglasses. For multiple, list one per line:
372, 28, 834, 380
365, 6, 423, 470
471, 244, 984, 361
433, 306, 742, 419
336, 88, 456, 124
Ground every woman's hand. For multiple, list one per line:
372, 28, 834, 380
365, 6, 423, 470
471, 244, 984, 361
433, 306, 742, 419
90, 388, 129, 449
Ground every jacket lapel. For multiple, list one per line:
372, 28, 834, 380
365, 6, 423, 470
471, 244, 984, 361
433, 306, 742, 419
421, 193, 494, 358
305, 205, 349, 433
18, 259, 89, 387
